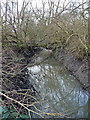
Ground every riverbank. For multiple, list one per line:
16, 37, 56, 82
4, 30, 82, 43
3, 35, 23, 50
2, 45, 90, 119
2, 46, 44, 91
54, 48, 90, 92
2, 46, 90, 92
2, 46, 43, 118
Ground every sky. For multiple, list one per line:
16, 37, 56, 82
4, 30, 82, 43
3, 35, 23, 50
1, 0, 87, 13
1, 0, 86, 7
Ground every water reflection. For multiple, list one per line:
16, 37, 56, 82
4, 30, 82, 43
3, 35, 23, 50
28, 58, 89, 118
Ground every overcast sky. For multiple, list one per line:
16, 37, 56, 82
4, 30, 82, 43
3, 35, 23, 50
1, 0, 87, 12
1, 0, 86, 6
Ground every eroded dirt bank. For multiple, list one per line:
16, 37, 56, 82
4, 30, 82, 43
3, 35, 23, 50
54, 48, 90, 92
2, 46, 90, 93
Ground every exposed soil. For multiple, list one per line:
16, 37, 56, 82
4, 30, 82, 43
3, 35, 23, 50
54, 48, 90, 93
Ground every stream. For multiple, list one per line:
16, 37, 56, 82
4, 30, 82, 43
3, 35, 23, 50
28, 57, 89, 118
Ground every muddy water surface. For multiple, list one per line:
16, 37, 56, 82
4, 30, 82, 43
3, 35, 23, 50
28, 58, 89, 118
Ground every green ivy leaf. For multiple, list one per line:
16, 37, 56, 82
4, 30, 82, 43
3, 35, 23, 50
10, 112, 19, 118
0, 107, 8, 114
20, 114, 29, 119
3, 112, 10, 119
10, 106, 15, 112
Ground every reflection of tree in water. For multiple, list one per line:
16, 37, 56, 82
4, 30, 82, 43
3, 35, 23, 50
28, 58, 89, 118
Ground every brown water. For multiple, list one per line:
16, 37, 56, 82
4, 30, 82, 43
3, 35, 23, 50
28, 58, 89, 118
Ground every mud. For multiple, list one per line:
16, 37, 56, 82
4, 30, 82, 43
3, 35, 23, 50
54, 48, 90, 92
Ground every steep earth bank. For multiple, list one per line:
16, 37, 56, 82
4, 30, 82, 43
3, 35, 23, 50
53, 48, 90, 92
